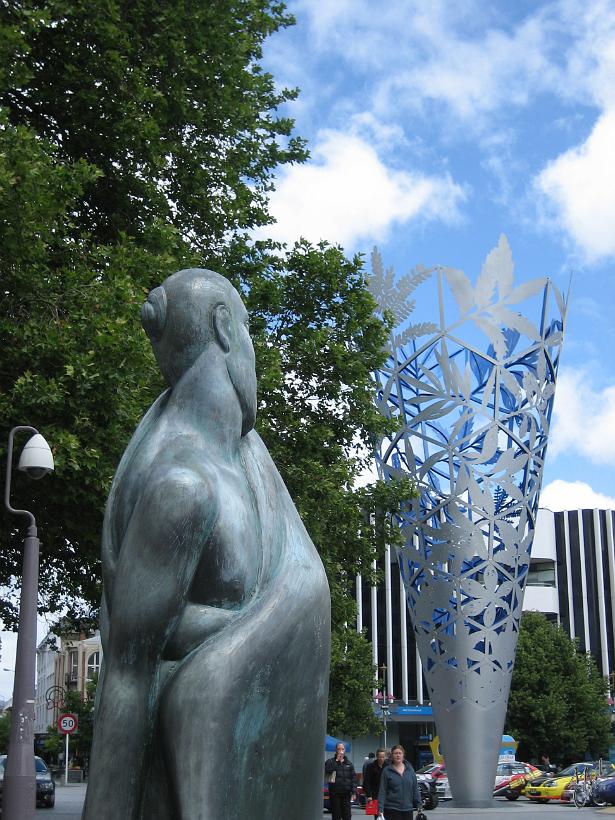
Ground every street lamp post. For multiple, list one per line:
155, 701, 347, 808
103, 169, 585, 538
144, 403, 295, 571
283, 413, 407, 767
3, 426, 54, 820
374, 664, 394, 749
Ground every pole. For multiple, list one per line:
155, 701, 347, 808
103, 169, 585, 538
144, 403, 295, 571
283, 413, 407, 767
65, 732, 69, 785
2, 525, 40, 820
381, 664, 389, 750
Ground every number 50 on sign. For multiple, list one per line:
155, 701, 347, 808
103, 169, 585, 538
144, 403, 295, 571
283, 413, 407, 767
57, 713, 78, 734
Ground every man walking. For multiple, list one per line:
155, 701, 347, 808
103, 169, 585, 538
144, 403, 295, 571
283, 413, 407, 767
364, 749, 388, 804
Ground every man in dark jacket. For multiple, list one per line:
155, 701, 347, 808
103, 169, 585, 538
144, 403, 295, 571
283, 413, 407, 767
364, 748, 387, 802
325, 742, 356, 820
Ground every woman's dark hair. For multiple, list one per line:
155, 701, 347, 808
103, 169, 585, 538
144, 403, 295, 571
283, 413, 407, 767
390, 744, 405, 755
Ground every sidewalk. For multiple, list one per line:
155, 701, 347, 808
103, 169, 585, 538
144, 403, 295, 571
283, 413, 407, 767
41, 785, 614, 818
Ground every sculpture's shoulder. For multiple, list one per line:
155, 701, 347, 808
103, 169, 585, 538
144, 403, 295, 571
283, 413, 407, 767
138, 440, 221, 528
108, 428, 221, 551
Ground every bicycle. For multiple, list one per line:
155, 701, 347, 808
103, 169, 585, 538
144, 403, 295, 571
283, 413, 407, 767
572, 767, 607, 808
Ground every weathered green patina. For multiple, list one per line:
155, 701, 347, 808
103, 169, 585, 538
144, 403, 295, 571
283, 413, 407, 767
83, 270, 330, 820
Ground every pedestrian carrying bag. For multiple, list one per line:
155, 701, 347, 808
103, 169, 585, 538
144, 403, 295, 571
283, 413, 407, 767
365, 797, 378, 815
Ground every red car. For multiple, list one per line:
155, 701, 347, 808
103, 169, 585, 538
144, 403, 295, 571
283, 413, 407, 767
494, 761, 541, 800
417, 762, 447, 782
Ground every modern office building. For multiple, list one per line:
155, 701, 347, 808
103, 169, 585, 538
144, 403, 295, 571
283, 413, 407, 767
529, 507, 615, 677
350, 507, 615, 763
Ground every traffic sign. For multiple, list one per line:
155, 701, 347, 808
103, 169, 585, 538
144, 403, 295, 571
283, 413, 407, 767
57, 713, 78, 734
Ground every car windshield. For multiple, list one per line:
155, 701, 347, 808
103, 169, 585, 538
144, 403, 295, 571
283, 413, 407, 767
0, 756, 48, 774
418, 764, 443, 774
557, 764, 584, 777
557, 763, 594, 777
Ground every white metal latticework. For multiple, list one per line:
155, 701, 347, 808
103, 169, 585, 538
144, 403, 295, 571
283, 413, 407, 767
370, 235, 566, 806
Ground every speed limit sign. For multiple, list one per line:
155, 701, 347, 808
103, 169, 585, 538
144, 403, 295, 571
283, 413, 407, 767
57, 713, 78, 734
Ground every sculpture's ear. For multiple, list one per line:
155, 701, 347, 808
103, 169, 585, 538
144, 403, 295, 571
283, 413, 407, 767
213, 303, 233, 353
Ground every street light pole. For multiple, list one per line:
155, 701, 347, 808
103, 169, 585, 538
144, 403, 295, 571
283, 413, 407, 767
3, 426, 54, 820
375, 664, 393, 749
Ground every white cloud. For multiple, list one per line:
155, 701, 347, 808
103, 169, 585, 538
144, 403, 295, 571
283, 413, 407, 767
539, 479, 615, 511
536, 110, 615, 261
549, 368, 615, 464
377, 14, 555, 124
290, 0, 615, 120
347, 112, 407, 151
270, 1, 615, 255
558, 0, 615, 110
260, 129, 466, 247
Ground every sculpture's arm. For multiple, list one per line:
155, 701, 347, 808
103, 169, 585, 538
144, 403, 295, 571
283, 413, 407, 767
163, 602, 236, 659
84, 466, 218, 820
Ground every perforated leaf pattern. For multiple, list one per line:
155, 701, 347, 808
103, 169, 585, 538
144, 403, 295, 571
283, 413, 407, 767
370, 236, 566, 720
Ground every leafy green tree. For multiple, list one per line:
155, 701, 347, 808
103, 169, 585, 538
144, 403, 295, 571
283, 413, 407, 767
0, 0, 306, 250
506, 612, 611, 763
0, 0, 302, 620
327, 627, 381, 738
0, 0, 409, 732
42, 726, 62, 760
0, 712, 10, 753
43, 677, 97, 764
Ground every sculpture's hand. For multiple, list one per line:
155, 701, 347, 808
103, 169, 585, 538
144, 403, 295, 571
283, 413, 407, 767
163, 602, 237, 660
106, 465, 219, 664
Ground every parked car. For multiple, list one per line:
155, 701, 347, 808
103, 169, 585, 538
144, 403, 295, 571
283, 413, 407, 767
493, 761, 541, 800
526, 762, 614, 804
0, 754, 55, 808
417, 762, 447, 783
591, 773, 615, 805
416, 771, 439, 810
560, 762, 615, 804
435, 775, 452, 800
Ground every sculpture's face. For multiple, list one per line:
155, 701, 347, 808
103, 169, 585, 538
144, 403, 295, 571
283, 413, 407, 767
227, 290, 257, 436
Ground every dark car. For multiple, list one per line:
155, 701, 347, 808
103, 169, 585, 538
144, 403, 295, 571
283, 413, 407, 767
416, 772, 439, 810
592, 773, 615, 805
0, 754, 56, 808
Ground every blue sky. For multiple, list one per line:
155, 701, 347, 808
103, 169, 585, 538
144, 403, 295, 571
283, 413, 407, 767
259, 0, 615, 511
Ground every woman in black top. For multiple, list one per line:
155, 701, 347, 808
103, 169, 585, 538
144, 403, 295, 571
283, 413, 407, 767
324, 742, 356, 820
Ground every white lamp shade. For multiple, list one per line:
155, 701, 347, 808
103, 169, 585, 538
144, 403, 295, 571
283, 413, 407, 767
17, 433, 54, 478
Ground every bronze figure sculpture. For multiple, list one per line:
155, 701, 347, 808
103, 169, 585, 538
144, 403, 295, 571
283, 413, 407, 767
83, 269, 330, 819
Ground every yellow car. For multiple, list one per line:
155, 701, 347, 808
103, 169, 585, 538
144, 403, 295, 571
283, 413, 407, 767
526, 763, 615, 803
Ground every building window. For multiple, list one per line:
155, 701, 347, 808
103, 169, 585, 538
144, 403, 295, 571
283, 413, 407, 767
86, 651, 100, 681
68, 650, 78, 683
527, 560, 556, 587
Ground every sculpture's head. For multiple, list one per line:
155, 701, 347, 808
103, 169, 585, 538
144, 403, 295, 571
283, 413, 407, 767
141, 268, 257, 435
